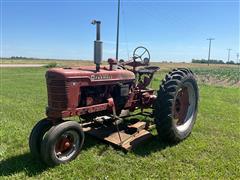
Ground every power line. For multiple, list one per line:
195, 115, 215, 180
207, 38, 215, 66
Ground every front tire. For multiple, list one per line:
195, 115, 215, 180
154, 68, 199, 143
29, 118, 52, 158
40, 121, 85, 166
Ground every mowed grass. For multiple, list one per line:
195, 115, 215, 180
0, 67, 240, 179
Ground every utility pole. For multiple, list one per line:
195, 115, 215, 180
227, 48, 232, 63
237, 53, 239, 80
237, 53, 239, 70
116, 0, 120, 60
207, 38, 214, 66
236, 53, 239, 64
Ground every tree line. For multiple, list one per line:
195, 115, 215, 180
9, 56, 37, 59
192, 59, 238, 65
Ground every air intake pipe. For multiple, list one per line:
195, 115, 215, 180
91, 20, 102, 72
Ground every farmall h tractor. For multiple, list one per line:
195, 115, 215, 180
29, 20, 199, 166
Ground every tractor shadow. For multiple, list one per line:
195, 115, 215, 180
0, 136, 99, 177
0, 153, 48, 177
0, 123, 174, 177
132, 135, 176, 156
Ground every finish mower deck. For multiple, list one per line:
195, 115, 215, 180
82, 117, 153, 151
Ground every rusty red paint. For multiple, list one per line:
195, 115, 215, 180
107, 98, 115, 107
55, 137, 72, 154
86, 97, 94, 106
46, 66, 135, 119
45, 63, 158, 121
174, 87, 189, 125
47, 100, 114, 118
46, 66, 135, 83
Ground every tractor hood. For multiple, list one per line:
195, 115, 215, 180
46, 66, 135, 85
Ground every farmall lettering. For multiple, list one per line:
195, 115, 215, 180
91, 74, 112, 81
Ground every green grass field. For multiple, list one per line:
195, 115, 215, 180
0, 66, 240, 179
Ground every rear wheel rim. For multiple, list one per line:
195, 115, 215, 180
54, 130, 80, 161
173, 82, 196, 132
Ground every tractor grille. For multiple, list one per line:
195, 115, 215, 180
47, 79, 69, 110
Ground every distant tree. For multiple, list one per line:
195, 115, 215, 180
218, 60, 225, 64
10, 56, 31, 60
226, 61, 235, 64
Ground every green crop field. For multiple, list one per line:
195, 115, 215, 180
193, 67, 240, 86
0, 65, 240, 179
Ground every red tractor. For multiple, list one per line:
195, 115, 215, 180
29, 20, 199, 166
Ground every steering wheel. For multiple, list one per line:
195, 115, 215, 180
133, 46, 150, 64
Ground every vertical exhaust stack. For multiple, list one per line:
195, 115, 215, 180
92, 20, 102, 72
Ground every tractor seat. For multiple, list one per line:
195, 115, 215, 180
137, 66, 160, 89
137, 66, 160, 74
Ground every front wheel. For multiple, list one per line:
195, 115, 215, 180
29, 118, 52, 158
154, 68, 199, 143
40, 121, 85, 166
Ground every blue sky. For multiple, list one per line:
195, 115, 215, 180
1, 0, 239, 62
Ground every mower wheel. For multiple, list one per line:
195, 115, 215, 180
29, 118, 52, 158
40, 121, 84, 166
154, 68, 199, 143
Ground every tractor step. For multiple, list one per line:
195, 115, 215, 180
82, 121, 152, 151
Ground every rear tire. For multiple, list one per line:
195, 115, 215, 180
29, 119, 52, 158
40, 121, 85, 166
154, 68, 199, 143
